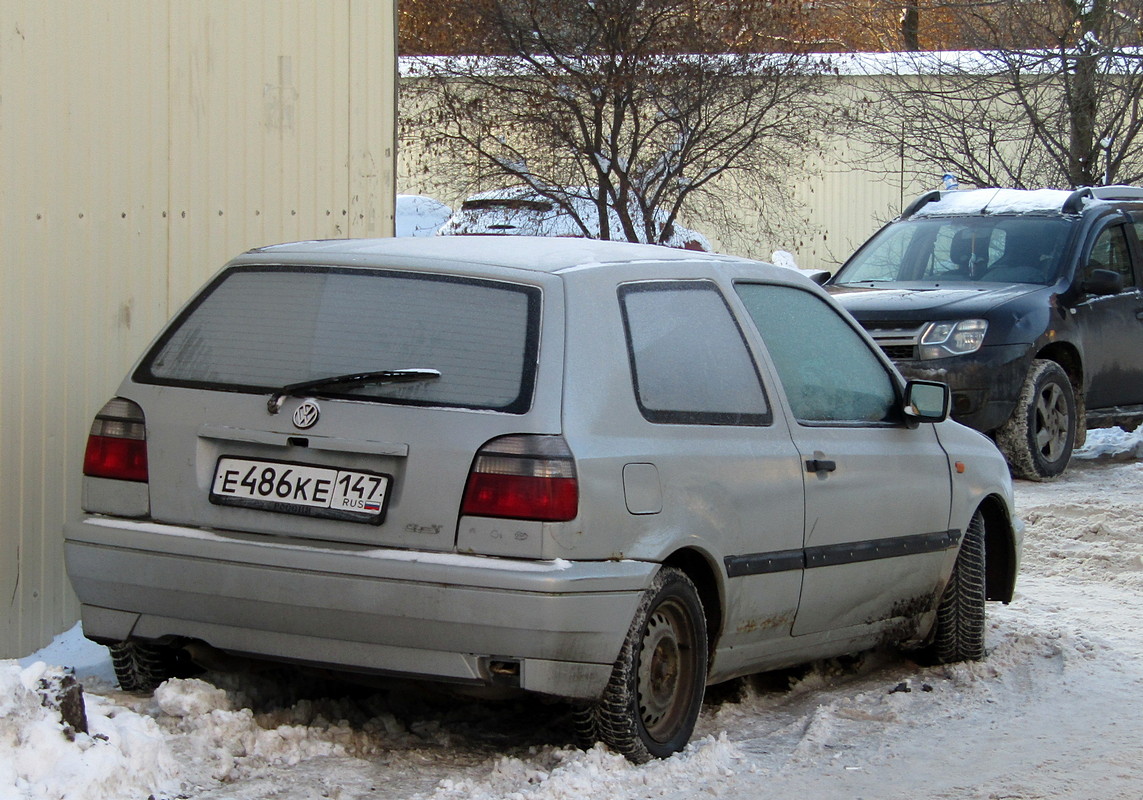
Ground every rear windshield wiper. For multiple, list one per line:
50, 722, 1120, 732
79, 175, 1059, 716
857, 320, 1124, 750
268, 369, 441, 413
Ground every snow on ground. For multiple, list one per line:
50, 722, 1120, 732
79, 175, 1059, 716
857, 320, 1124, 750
7, 425, 1143, 799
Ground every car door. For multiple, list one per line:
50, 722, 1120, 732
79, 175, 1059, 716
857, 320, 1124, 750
1073, 219, 1143, 409
607, 279, 807, 661
733, 281, 954, 638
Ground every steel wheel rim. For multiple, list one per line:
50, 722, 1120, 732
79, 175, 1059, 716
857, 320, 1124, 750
637, 598, 698, 742
1034, 382, 1069, 462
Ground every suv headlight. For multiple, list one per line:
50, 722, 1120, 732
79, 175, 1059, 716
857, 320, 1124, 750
918, 319, 988, 359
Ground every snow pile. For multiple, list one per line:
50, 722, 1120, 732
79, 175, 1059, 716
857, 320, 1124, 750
434, 735, 744, 800
151, 678, 382, 786
0, 662, 178, 800
1075, 423, 1143, 460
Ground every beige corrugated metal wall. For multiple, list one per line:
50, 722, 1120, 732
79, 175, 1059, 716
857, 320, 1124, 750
396, 72, 932, 272
0, 0, 397, 657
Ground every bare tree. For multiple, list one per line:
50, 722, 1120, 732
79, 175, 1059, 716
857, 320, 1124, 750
901, 0, 921, 51
847, 0, 1143, 189
400, 0, 837, 246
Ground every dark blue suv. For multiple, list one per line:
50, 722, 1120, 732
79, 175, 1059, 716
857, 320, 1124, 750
828, 186, 1143, 479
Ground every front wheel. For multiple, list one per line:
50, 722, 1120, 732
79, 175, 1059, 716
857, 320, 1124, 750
928, 509, 987, 663
996, 359, 1076, 480
576, 567, 708, 763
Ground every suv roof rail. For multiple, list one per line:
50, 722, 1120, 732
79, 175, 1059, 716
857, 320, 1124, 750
1063, 185, 1143, 214
901, 190, 943, 219
1063, 187, 1092, 214
1090, 185, 1143, 202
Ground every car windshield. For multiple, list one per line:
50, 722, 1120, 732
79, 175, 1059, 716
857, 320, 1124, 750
137, 266, 541, 413
833, 216, 1074, 286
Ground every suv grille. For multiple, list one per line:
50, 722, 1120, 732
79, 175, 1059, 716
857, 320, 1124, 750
860, 323, 925, 362
879, 344, 916, 360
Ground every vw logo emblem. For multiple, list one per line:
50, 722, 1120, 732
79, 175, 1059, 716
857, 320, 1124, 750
292, 400, 321, 429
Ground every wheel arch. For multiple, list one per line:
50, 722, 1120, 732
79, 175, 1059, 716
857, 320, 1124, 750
977, 494, 1019, 603
1036, 341, 1086, 445
1036, 340, 1083, 394
662, 547, 724, 662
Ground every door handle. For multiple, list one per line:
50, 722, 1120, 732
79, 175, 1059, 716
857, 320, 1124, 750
805, 458, 837, 473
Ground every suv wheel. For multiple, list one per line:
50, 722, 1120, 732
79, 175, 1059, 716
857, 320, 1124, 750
576, 567, 708, 763
996, 359, 1076, 480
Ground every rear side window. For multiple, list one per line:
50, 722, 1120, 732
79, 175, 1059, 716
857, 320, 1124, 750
735, 283, 897, 424
137, 267, 540, 413
619, 281, 770, 426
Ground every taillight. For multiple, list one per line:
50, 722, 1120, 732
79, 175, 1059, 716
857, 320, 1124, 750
83, 398, 148, 482
461, 435, 578, 522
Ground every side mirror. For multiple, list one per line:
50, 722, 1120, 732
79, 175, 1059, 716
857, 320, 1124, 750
1081, 268, 1124, 296
903, 380, 950, 424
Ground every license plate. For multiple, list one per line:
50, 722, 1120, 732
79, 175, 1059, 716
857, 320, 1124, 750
210, 457, 391, 524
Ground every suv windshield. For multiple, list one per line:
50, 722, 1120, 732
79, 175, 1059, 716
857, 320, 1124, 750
136, 266, 541, 413
834, 216, 1073, 286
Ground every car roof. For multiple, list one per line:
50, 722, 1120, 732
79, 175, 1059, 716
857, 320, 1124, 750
910, 188, 1076, 218
904, 185, 1143, 220
245, 235, 745, 275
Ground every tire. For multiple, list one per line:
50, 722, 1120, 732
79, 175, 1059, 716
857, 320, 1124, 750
929, 509, 987, 664
577, 567, 708, 763
570, 703, 599, 750
109, 640, 195, 692
996, 359, 1076, 480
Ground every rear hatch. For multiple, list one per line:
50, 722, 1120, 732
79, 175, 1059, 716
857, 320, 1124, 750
122, 260, 559, 551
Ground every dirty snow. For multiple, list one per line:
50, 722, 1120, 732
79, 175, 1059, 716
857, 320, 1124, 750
7, 425, 1143, 799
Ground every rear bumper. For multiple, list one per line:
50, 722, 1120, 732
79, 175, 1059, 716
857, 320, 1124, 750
65, 516, 655, 699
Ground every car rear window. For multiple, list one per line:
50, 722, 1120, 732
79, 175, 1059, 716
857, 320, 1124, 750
136, 266, 541, 413
462, 199, 554, 212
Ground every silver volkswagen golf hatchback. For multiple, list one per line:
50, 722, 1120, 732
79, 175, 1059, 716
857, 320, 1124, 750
66, 236, 1020, 761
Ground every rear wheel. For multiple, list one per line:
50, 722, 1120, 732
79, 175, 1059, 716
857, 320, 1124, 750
929, 510, 987, 663
109, 640, 196, 692
996, 359, 1076, 480
577, 567, 708, 763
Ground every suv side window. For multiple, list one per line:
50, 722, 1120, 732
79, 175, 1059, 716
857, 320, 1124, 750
1085, 224, 1133, 289
619, 281, 771, 426
735, 283, 897, 423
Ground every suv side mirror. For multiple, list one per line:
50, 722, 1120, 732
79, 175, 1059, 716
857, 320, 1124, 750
903, 380, 950, 424
1081, 268, 1124, 296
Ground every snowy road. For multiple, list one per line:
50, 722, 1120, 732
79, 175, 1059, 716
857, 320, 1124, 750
8, 437, 1143, 799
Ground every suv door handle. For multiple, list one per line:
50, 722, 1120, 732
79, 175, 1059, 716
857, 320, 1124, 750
805, 458, 837, 473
